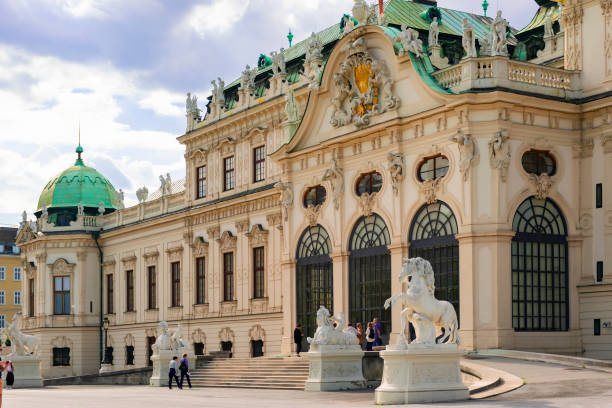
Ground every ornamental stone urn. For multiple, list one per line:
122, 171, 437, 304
352, 0, 369, 25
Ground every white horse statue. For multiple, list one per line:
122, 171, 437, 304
384, 257, 459, 346
3, 313, 39, 356
307, 306, 359, 346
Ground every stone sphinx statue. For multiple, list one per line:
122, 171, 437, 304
2, 313, 39, 356
384, 257, 459, 347
307, 306, 359, 346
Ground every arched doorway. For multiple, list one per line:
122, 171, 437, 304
512, 197, 568, 331
348, 214, 391, 344
296, 225, 333, 348
408, 201, 459, 318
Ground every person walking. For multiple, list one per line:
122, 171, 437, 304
356, 323, 364, 347
365, 322, 375, 351
168, 356, 180, 390
294, 324, 303, 356
5, 362, 13, 390
179, 353, 192, 389
373, 317, 383, 347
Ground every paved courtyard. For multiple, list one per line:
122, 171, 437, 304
4, 357, 612, 408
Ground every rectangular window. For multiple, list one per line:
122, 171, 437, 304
106, 274, 114, 314
148, 266, 157, 309
223, 252, 234, 301
28, 278, 34, 317
13, 267, 21, 281
171, 262, 181, 307
125, 345, 135, 365
595, 319, 601, 336
0, 267, 5, 280
126, 270, 134, 312
0, 315, 4, 329
54, 276, 71, 315
597, 261, 604, 283
14, 290, 21, 305
196, 257, 206, 304
596, 183, 603, 209
53, 347, 70, 366
196, 165, 207, 199
224, 156, 235, 191
0, 290, 4, 305
253, 145, 266, 183
253, 247, 265, 299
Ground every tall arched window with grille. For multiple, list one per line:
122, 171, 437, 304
296, 225, 333, 345
512, 197, 568, 331
348, 214, 391, 343
408, 201, 459, 319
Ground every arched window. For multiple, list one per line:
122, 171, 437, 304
355, 172, 383, 195
348, 214, 391, 343
417, 155, 449, 182
408, 201, 459, 319
303, 185, 327, 207
521, 150, 556, 176
512, 197, 568, 331
296, 225, 333, 348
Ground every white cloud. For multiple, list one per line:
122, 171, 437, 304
139, 90, 184, 117
184, 0, 251, 39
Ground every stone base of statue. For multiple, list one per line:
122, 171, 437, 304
374, 343, 468, 405
99, 363, 113, 374
6, 355, 43, 388
304, 344, 366, 392
149, 348, 186, 387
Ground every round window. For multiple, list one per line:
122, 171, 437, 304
417, 155, 449, 182
521, 150, 556, 176
303, 185, 327, 207
356, 172, 383, 195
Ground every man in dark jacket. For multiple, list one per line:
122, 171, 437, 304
179, 353, 192, 389
294, 324, 303, 356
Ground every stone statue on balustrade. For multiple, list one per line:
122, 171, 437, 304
428, 17, 439, 47
490, 10, 508, 56
462, 17, 477, 59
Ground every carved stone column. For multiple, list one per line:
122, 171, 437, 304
206, 226, 220, 313
235, 219, 250, 311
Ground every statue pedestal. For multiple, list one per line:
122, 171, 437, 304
149, 348, 186, 387
305, 344, 366, 391
99, 364, 113, 374
375, 344, 468, 405
6, 355, 43, 388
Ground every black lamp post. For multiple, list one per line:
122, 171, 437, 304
102, 317, 110, 364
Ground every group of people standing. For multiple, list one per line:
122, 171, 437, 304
293, 317, 384, 355
0, 346, 16, 408
168, 353, 192, 390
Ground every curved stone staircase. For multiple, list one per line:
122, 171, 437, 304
190, 357, 309, 390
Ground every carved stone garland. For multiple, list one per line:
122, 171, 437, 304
419, 178, 441, 204
529, 173, 554, 200
330, 37, 400, 129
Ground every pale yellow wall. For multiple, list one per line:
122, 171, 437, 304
0, 254, 23, 332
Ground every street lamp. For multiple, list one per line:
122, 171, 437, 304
102, 317, 110, 364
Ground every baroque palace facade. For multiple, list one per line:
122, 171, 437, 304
15, 0, 612, 377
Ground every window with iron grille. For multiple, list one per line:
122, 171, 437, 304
148, 266, 157, 309
224, 156, 235, 191
253, 145, 266, 183
106, 274, 114, 314
125, 345, 135, 365
53, 347, 70, 366
28, 278, 34, 317
253, 247, 265, 299
54, 276, 70, 315
126, 270, 134, 312
417, 155, 450, 181
196, 257, 206, 304
171, 262, 181, 307
196, 165, 207, 199
223, 253, 234, 301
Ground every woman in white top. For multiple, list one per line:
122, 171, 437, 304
365, 322, 375, 351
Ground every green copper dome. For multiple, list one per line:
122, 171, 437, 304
37, 145, 118, 213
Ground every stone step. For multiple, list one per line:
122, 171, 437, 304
191, 381, 305, 389
190, 375, 308, 381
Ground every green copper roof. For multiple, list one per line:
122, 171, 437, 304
37, 147, 118, 212
517, 3, 559, 35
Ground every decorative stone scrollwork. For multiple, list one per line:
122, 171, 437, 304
602, 133, 612, 154
529, 173, 554, 200
186, 148, 208, 166
218, 231, 237, 251
488, 129, 511, 181
190, 328, 206, 345
246, 224, 269, 246
190, 237, 209, 257
249, 325, 265, 342
274, 182, 294, 221
419, 178, 441, 204
219, 327, 235, 343
396, 26, 423, 57
125, 333, 135, 347
358, 192, 377, 217
50, 258, 76, 275
330, 37, 400, 129
449, 130, 478, 181
305, 204, 322, 227
165, 246, 183, 263
387, 152, 405, 195
322, 159, 344, 210
143, 249, 159, 266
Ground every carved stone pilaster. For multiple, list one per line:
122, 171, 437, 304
562, 4, 583, 70
572, 137, 595, 158
602, 133, 612, 154
602, 0, 612, 77
207, 226, 220, 241
235, 219, 250, 234
266, 213, 282, 228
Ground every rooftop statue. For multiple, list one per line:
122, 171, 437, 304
384, 257, 459, 347
240, 65, 257, 93
544, 14, 554, 38
270, 48, 286, 76
117, 189, 125, 210
284, 87, 299, 123
491, 10, 508, 56
185, 92, 199, 114
352, 0, 369, 25
307, 306, 359, 346
98, 201, 105, 215
428, 17, 439, 47
136, 186, 148, 203
462, 17, 477, 59
305, 32, 323, 63
77, 201, 84, 216
1, 313, 39, 356
397, 25, 424, 57
211, 78, 225, 104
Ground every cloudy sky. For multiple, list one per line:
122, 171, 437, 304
0, 0, 538, 226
